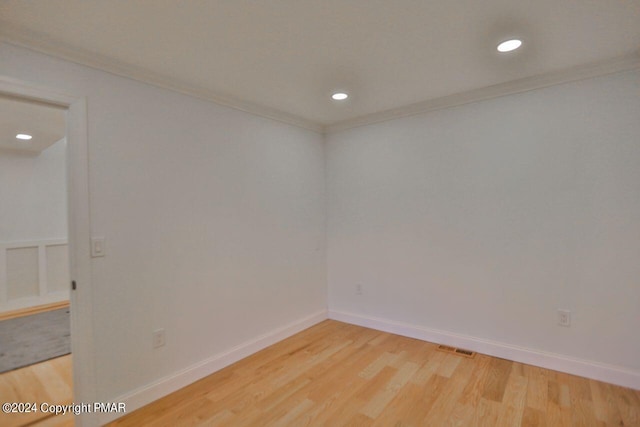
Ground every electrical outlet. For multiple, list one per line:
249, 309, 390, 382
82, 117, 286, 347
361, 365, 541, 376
355, 284, 363, 295
557, 310, 571, 327
152, 328, 166, 348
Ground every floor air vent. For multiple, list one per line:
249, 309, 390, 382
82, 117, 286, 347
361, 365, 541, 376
437, 345, 476, 358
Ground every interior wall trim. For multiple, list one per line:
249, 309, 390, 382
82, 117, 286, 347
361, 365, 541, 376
2, 21, 639, 135
0, 21, 324, 134
99, 309, 329, 425
326, 52, 640, 133
329, 309, 640, 391
0, 76, 97, 427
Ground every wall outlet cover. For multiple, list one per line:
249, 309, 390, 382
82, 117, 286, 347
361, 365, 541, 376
557, 309, 571, 327
152, 328, 166, 348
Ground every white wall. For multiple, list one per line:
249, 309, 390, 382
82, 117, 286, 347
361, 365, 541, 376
0, 42, 326, 402
0, 138, 69, 310
326, 70, 640, 376
2, 37, 638, 407
0, 138, 67, 242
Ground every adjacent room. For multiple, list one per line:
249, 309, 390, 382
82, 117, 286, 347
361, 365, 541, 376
0, 95, 73, 427
0, 1, 638, 426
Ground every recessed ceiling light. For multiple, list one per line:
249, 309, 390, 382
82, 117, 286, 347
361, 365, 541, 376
16, 134, 33, 140
497, 39, 522, 53
332, 92, 348, 101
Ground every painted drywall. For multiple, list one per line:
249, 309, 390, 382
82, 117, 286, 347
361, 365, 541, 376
0, 42, 326, 402
326, 69, 640, 374
0, 138, 67, 242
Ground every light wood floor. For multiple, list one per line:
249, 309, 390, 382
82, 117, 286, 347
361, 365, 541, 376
0, 354, 74, 427
109, 320, 640, 426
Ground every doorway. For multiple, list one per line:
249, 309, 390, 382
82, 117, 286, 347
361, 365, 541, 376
0, 78, 95, 427
0, 94, 72, 426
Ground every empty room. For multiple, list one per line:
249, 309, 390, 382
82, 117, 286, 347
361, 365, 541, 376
0, 1, 639, 426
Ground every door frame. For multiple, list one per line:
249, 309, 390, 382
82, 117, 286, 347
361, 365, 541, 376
0, 76, 97, 426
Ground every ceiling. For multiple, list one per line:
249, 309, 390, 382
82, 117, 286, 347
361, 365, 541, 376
1, 0, 639, 131
0, 96, 66, 155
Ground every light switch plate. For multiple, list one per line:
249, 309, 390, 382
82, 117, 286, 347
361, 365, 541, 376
91, 237, 106, 257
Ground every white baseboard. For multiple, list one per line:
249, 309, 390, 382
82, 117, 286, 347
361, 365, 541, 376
329, 309, 640, 390
99, 309, 328, 425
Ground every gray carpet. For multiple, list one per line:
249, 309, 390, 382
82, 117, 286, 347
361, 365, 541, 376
0, 308, 71, 373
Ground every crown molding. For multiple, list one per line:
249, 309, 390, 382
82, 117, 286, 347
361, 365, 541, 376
0, 21, 324, 134
326, 51, 640, 133
2, 21, 639, 136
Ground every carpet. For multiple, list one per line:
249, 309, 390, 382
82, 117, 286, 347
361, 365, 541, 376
0, 307, 71, 373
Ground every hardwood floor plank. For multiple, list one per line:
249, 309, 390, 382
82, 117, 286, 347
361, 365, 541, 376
31, 361, 72, 404
614, 385, 640, 427
570, 398, 598, 427
5, 319, 636, 427
305, 343, 380, 402
0, 355, 73, 427
50, 356, 73, 391
305, 365, 392, 425
345, 413, 375, 426
358, 352, 399, 380
547, 379, 560, 406
546, 372, 572, 427
436, 352, 462, 378
524, 365, 548, 412
557, 373, 572, 408
472, 397, 502, 427
29, 413, 74, 427
104, 321, 640, 427
422, 357, 476, 425
296, 363, 375, 424
258, 376, 312, 412
458, 355, 492, 407
481, 357, 513, 403
269, 398, 314, 427
199, 409, 234, 427
446, 355, 493, 426
399, 374, 450, 426
355, 366, 398, 403
410, 349, 446, 385
521, 407, 546, 427
369, 381, 425, 426
494, 368, 528, 427
569, 373, 594, 402
359, 361, 419, 418
590, 380, 624, 426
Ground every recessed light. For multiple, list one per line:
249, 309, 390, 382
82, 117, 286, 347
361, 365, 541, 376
497, 39, 522, 53
16, 134, 33, 140
332, 92, 348, 101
